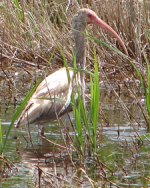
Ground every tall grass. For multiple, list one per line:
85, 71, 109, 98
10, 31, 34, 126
2, 80, 41, 152
0, 1, 149, 153
72, 90, 84, 153
90, 49, 100, 152
135, 57, 150, 132
1, 1, 150, 186
1, 0, 149, 149
71, 49, 100, 156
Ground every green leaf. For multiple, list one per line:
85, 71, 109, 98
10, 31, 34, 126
2, 80, 41, 152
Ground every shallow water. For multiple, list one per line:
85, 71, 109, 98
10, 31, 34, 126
1, 67, 150, 187
1, 119, 150, 187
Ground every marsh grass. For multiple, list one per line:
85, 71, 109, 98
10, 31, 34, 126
90, 49, 100, 151
2, 80, 41, 152
133, 57, 150, 132
69, 48, 100, 156
1, 2, 148, 82
1, 1, 149, 73
1, 0, 150, 186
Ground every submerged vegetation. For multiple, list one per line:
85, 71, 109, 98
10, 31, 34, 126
0, 0, 150, 187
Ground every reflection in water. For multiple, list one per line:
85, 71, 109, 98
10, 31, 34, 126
1, 119, 150, 187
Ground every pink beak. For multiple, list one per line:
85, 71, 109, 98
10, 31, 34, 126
93, 16, 128, 55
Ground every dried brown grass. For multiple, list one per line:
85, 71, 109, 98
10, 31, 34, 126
1, 1, 149, 66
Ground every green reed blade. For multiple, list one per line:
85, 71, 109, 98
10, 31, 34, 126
78, 92, 91, 139
2, 80, 41, 152
71, 91, 83, 149
90, 49, 100, 151
82, 32, 128, 58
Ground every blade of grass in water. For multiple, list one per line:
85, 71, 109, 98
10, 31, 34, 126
71, 49, 100, 154
75, 93, 83, 148
71, 91, 83, 153
60, 50, 85, 152
90, 49, 100, 152
2, 80, 41, 152
78, 91, 91, 141
72, 54, 84, 152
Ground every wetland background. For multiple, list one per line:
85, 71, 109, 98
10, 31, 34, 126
0, 0, 150, 187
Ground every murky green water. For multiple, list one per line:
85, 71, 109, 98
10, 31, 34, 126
1, 67, 150, 187
1, 116, 150, 187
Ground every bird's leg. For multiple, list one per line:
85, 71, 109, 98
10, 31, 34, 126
60, 113, 72, 149
38, 126, 45, 137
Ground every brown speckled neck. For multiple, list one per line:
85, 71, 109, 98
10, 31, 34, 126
72, 12, 87, 70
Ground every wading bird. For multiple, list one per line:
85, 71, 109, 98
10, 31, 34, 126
15, 8, 128, 128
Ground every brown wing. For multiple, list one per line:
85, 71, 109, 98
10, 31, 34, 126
15, 67, 74, 127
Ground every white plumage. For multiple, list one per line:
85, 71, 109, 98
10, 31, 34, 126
16, 8, 128, 128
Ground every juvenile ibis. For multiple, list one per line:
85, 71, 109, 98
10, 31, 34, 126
15, 8, 128, 128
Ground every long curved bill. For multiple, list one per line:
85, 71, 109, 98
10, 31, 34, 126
93, 16, 128, 55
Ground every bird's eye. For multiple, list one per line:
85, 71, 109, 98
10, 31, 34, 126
87, 13, 93, 18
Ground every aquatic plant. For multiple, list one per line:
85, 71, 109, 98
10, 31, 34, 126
71, 49, 100, 156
